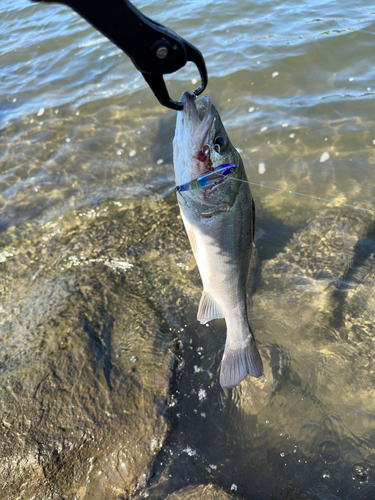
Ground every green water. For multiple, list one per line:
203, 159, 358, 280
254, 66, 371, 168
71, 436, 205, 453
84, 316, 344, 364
1, 0, 375, 498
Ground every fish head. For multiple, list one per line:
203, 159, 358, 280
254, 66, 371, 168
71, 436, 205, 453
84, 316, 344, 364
173, 92, 242, 204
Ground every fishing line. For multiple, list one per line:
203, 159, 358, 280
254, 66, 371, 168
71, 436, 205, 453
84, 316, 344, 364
229, 177, 375, 215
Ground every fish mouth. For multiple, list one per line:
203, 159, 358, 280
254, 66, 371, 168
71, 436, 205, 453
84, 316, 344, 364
173, 92, 216, 187
180, 92, 215, 148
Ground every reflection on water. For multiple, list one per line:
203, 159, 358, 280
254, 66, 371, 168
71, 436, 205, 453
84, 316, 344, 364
1, 0, 375, 498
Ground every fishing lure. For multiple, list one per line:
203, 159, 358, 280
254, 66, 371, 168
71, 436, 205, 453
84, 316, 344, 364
175, 163, 237, 192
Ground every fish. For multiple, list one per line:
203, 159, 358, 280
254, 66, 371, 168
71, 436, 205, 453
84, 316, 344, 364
173, 91, 263, 389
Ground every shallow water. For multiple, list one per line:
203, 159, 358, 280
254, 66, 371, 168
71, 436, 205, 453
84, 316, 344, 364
1, 0, 375, 498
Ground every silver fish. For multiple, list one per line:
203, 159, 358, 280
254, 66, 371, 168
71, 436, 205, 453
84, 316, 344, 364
173, 92, 263, 389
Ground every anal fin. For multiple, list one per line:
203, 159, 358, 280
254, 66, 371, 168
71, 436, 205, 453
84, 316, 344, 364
197, 291, 224, 324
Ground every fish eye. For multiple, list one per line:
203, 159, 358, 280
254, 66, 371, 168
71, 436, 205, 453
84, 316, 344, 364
213, 131, 229, 153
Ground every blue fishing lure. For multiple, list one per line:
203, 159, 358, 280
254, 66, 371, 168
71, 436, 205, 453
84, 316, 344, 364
175, 164, 237, 192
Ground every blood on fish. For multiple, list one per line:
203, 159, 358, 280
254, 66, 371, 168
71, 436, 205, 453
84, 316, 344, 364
195, 150, 207, 162
194, 145, 213, 172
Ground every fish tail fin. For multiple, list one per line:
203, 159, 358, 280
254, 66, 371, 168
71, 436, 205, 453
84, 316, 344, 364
220, 328, 263, 389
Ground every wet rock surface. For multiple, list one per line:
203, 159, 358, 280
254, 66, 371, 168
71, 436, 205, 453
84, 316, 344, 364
0, 195, 198, 499
166, 483, 237, 499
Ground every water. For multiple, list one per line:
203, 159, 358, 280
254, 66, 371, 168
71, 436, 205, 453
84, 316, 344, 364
1, 0, 375, 498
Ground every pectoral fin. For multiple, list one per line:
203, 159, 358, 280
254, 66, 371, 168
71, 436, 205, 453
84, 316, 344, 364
197, 291, 224, 324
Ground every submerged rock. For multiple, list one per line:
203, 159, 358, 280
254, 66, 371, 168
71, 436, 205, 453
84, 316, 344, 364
138, 204, 375, 499
166, 483, 237, 499
253, 205, 375, 411
0, 196, 198, 499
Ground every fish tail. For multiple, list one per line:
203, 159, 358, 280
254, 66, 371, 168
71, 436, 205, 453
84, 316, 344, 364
220, 329, 263, 389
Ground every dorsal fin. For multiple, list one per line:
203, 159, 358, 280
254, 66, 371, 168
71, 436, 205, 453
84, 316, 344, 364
197, 291, 224, 324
